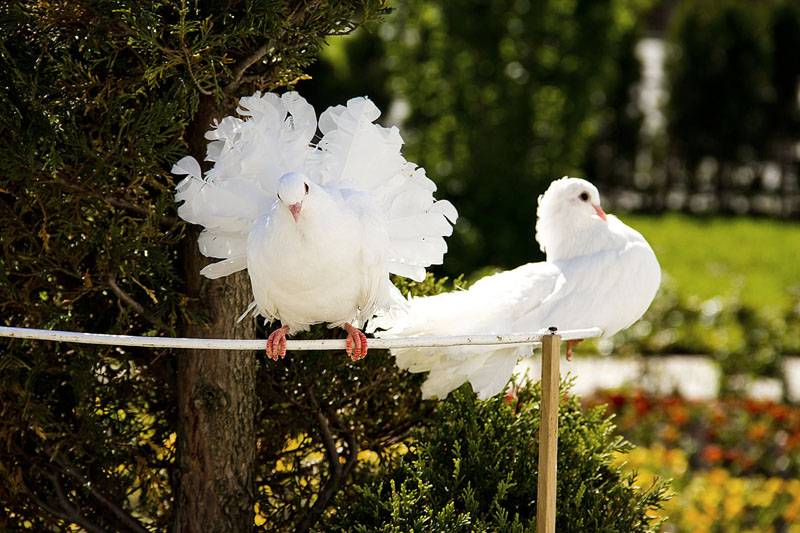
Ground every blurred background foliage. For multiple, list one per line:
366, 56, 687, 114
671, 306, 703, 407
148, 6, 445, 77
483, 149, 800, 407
302, 0, 800, 272
615, 443, 800, 532
304, 0, 653, 273
301, 0, 800, 385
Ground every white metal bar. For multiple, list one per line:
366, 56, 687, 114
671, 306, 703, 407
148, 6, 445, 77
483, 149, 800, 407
0, 326, 602, 351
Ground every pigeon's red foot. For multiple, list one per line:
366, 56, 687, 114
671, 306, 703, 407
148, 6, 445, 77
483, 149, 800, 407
566, 339, 583, 361
266, 325, 290, 361
344, 323, 368, 361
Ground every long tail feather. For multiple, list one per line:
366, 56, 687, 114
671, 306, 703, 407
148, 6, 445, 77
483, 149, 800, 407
374, 289, 523, 399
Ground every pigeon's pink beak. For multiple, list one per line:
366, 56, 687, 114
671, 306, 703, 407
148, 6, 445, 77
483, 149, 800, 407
593, 204, 607, 221
289, 202, 302, 222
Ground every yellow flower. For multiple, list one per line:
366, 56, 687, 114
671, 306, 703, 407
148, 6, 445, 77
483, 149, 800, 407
254, 502, 267, 527
357, 450, 380, 464
723, 493, 744, 520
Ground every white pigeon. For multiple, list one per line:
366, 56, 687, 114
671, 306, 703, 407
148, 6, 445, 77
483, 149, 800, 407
373, 177, 661, 399
172, 91, 458, 361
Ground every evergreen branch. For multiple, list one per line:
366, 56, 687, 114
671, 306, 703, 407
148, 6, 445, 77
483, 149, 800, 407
54, 456, 150, 533
54, 178, 178, 227
107, 274, 168, 331
184, 53, 213, 96
363, 416, 419, 451
43, 471, 107, 533
238, 73, 267, 87
26, 489, 90, 532
297, 386, 359, 533
223, 40, 274, 95
334, 412, 359, 483
175, 0, 213, 96
106, 196, 178, 226
306, 386, 341, 477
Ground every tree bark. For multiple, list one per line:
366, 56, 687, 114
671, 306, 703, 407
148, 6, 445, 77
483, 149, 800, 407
174, 94, 258, 533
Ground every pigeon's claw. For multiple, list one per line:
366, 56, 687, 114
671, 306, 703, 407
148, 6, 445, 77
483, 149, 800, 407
344, 323, 368, 361
266, 325, 290, 361
566, 339, 583, 361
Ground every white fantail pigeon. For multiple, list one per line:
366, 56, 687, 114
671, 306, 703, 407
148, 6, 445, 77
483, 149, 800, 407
173, 92, 458, 361
373, 177, 661, 399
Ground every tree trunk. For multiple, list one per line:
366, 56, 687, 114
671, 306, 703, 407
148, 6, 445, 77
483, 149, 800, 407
174, 95, 258, 533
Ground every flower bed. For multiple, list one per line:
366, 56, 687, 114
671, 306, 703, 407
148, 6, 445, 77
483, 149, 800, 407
587, 390, 800, 478
616, 444, 800, 532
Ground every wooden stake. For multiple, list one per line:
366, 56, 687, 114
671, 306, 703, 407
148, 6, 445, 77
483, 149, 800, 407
537, 330, 561, 533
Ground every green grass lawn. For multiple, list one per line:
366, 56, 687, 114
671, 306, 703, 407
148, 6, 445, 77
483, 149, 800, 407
621, 213, 800, 310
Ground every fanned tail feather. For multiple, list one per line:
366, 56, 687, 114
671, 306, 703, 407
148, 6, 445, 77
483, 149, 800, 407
314, 97, 458, 282
173, 92, 317, 279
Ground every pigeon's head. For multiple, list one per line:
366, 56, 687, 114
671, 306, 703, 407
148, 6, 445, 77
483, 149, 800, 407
535, 177, 608, 260
277, 172, 311, 222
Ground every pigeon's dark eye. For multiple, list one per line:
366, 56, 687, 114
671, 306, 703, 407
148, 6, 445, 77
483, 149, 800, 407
579, 192, 590, 202
304, 183, 309, 194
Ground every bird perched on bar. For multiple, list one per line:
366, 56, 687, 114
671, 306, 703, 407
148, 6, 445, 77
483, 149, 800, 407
372, 177, 660, 399
173, 92, 457, 361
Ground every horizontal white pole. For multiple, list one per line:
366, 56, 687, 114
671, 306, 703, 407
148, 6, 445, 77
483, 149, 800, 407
0, 326, 603, 351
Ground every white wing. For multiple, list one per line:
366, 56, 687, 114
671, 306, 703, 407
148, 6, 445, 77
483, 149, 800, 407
312, 97, 458, 281
173, 92, 316, 279
380, 239, 659, 399
513, 240, 660, 336
376, 262, 562, 399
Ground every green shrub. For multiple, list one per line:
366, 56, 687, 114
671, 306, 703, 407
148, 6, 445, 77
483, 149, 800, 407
327, 382, 669, 532
0, 2, 412, 530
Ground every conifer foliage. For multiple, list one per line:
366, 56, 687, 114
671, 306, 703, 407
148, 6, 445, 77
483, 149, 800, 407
330, 382, 669, 532
0, 1, 386, 530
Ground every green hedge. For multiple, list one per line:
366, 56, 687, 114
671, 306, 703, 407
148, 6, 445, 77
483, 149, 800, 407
328, 382, 669, 532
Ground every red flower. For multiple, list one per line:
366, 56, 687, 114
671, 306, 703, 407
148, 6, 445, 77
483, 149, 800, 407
503, 390, 517, 406
608, 393, 626, 409
768, 404, 791, 423
634, 394, 651, 416
702, 444, 724, 464
667, 404, 689, 426
745, 399, 767, 415
662, 395, 680, 407
724, 449, 740, 462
